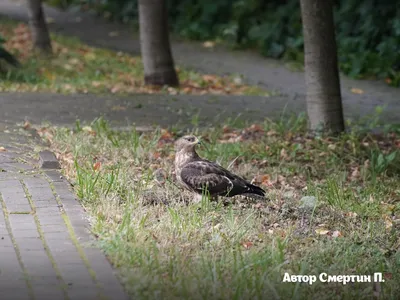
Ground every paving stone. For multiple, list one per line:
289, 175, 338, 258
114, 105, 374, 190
0, 179, 23, 188
15, 237, 45, 251
26, 186, 55, 201
44, 170, 64, 182
0, 287, 31, 300
37, 215, 65, 226
0, 234, 14, 247
33, 199, 59, 208
6, 205, 32, 213
40, 224, 68, 233
32, 284, 65, 300
6, 162, 35, 171
39, 150, 61, 169
42, 231, 71, 241
8, 214, 36, 226
51, 250, 85, 265
84, 248, 129, 300
13, 230, 41, 239
35, 205, 62, 214
24, 176, 50, 186
67, 286, 100, 300
45, 239, 76, 252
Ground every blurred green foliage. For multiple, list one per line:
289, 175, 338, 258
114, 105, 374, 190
46, 0, 400, 86
0, 34, 20, 69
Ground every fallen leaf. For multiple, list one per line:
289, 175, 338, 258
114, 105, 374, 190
350, 167, 360, 180
350, 88, 364, 94
82, 126, 96, 136
315, 228, 330, 235
328, 144, 336, 150
384, 272, 393, 280
345, 212, 358, 218
280, 148, 288, 159
332, 230, 342, 238
203, 41, 215, 48
93, 161, 101, 171
0, 147, 6, 152
252, 174, 273, 187
242, 241, 253, 249
23, 120, 31, 130
384, 215, 393, 230
84, 52, 96, 61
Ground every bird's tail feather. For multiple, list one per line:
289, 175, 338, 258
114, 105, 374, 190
246, 183, 265, 197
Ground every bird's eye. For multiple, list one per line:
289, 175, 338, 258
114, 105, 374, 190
187, 137, 194, 142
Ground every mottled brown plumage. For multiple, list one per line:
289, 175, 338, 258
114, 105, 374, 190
174, 135, 266, 198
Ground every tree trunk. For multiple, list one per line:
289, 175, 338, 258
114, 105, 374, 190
27, 0, 52, 53
138, 0, 179, 87
300, 0, 344, 133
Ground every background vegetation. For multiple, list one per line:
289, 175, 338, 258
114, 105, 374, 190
46, 0, 400, 87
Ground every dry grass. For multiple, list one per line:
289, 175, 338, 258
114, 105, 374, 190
36, 116, 400, 300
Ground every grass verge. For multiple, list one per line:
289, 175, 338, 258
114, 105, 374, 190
38, 116, 400, 299
0, 18, 269, 96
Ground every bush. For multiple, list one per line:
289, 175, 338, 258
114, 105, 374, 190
0, 34, 20, 69
45, 0, 400, 87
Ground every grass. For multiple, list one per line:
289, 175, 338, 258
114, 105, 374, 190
36, 115, 400, 300
0, 18, 269, 97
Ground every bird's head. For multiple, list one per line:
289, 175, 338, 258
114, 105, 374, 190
175, 135, 201, 152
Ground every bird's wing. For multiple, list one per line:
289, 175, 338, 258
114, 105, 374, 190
180, 160, 245, 196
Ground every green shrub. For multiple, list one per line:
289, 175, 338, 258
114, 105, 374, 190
0, 34, 20, 69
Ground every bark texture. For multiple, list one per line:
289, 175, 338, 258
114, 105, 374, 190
300, 0, 344, 133
27, 0, 52, 53
138, 0, 179, 86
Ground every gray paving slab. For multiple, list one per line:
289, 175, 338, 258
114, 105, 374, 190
0, 126, 130, 300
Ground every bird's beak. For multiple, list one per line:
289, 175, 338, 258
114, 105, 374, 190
197, 139, 201, 145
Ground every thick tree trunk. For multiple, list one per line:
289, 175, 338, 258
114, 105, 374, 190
27, 0, 52, 53
138, 0, 179, 87
300, 0, 344, 133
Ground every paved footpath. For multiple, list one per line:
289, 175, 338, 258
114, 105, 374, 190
0, 125, 129, 300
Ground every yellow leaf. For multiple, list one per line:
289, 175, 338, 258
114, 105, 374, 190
315, 228, 330, 235
0, 147, 6, 152
23, 120, 31, 130
203, 41, 215, 48
384, 215, 393, 230
351, 88, 364, 94
84, 52, 96, 61
63, 64, 73, 71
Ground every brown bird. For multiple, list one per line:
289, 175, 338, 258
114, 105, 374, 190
174, 135, 265, 199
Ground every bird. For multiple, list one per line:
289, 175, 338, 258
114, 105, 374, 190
174, 135, 266, 200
